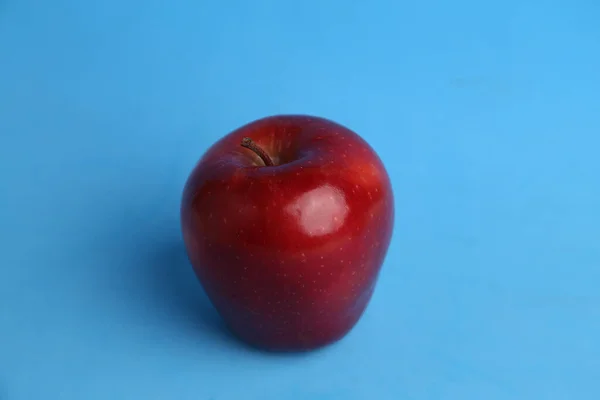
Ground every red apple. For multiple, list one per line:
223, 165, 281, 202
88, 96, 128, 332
180, 115, 394, 351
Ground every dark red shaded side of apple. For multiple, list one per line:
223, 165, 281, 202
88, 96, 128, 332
181, 115, 394, 352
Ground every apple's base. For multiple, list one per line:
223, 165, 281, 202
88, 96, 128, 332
217, 302, 371, 353
225, 325, 353, 353
226, 328, 353, 354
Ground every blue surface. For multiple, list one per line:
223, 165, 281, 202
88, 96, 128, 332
1, 0, 599, 398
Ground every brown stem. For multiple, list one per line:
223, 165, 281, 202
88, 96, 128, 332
240, 137, 274, 166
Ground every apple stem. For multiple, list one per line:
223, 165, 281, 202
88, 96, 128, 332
241, 137, 275, 167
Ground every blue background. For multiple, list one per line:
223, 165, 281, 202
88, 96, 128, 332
1, 0, 599, 398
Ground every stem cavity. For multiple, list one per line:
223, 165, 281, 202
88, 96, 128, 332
241, 137, 275, 167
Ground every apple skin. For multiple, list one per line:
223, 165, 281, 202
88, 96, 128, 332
181, 115, 394, 352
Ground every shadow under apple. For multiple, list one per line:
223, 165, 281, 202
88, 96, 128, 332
138, 233, 334, 357
140, 235, 237, 346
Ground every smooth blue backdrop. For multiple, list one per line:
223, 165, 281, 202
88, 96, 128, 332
1, 0, 599, 399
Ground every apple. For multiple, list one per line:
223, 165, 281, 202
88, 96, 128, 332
180, 115, 394, 351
